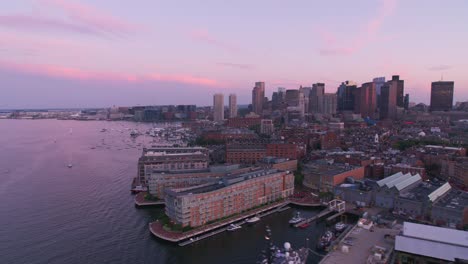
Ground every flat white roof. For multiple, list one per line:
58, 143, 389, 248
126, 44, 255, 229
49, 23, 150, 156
403, 222, 468, 246
396, 222, 468, 261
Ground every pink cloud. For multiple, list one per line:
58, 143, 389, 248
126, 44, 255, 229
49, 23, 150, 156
317, 0, 397, 56
190, 29, 240, 53
0, 14, 99, 35
0, 61, 220, 87
41, 0, 140, 35
0, 0, 139, 37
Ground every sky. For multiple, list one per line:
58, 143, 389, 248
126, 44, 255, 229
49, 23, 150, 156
0, 0, 467, 109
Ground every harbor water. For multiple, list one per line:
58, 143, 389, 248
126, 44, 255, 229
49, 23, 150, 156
0, 119, 327, 264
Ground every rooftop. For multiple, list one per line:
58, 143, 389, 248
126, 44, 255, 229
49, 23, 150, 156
433, 189, 468, 211
168, 169, 282, 196
395, 222, 468, 261
399, 182, 449, 202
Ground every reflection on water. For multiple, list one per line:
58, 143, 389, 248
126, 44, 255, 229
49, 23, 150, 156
0, 119, 327, 264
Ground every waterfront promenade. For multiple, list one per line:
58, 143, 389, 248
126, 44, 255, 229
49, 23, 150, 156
134, 192, 164, 207
149, 201, 289, 243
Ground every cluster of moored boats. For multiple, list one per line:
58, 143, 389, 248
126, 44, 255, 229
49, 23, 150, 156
287, 212, 348, 251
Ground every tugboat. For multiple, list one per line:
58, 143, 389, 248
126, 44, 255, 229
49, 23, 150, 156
246, 215, 261, 224
258, 226, 309, 264
316, 230, 334, 251
334, 222, 347, 233
227, 223, 242, 231
289, 212, 305, 225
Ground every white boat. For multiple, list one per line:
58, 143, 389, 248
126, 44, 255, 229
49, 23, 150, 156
246, 216, 260, 224
227, 223, 242, 231
67, 164, 73, 168
289, 212, 305, 225
335, 222, 347, 232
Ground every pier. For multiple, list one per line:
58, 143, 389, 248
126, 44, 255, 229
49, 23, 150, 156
294, 199, 346, 227
150, 201, 290, 245
134, 192, 164, 207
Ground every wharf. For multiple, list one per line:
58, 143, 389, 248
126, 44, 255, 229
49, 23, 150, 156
319, 224, 400, 264
149, 201, 290, 244
294, 208, 333, 227
326, 212, 344, 222
134, 192, 164, 207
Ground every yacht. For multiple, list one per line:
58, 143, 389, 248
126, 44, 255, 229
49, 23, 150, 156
335, 222, 347, 232
246, 216, 260, 224
289, 212, 305, 225
227, 223, 242, 231
67, 163, 73, 168
317, 230, 334, 250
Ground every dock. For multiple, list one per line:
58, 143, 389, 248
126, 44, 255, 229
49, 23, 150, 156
134, 192, 165, 207
325, 212, 344, 222
149, 201, 290, 245
294, 208, 333, 227
178, 205, 291, 246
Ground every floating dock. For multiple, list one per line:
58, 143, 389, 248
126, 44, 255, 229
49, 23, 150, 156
294, 208, 333, 227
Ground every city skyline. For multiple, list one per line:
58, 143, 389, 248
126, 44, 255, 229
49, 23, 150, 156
1, 0, 468, 109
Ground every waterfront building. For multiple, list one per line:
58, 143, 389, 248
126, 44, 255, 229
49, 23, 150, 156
147, 165, 252, 199
137, 147, 209, 185
395, 222, 468, 263
430, 81, 454, 112
213, 93, 224, 122
229, 94, 237, 118
252, 82, 265, 115
164, 169, 294, 227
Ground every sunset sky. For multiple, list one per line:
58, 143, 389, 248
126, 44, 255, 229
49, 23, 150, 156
1, 0, 467, 108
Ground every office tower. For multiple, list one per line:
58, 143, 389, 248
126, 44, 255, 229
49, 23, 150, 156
323, 93, 337, 115
213, 93, 224, 122
285, 89, 300, 107
373, 77, 386, 109
229, 94, 237, 118
298, 90, 305, 117
380, 76, 403, 120
272, 87, 287, 110
309, 83, 325, 113
299, 86, 311, 113
337, 81, 357, 112
430, 81, 454, 111
404, 94, 409, 110
356, 82, 377, 118
252, 82, 265, 115
391, 75, 405, 108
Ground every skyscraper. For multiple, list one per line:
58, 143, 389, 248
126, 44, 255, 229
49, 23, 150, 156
229, 94, 237, 118
357, 82, 377, 118
285, 89, 300, 107
252, 82, 265, 115
430, 81, 454, 111
373, 77, 386, 109
299, 86, 311, 113
213, 93, 224, 122
337, 81, 357, 112
323, 93, 337, 115
309, 83, 325, 113
404, 94, 409, 110
392, 75, 405, 108
380, 76, 404, 120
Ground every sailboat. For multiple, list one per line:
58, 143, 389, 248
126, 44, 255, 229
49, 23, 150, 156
67, 128, 73, 168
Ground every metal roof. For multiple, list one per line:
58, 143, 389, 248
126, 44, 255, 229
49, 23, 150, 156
428, 182, 452, 202
394, 174, 421, 191
385, 173, 412, 188
376, 172, 403, 187
395, 222, 468, 261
